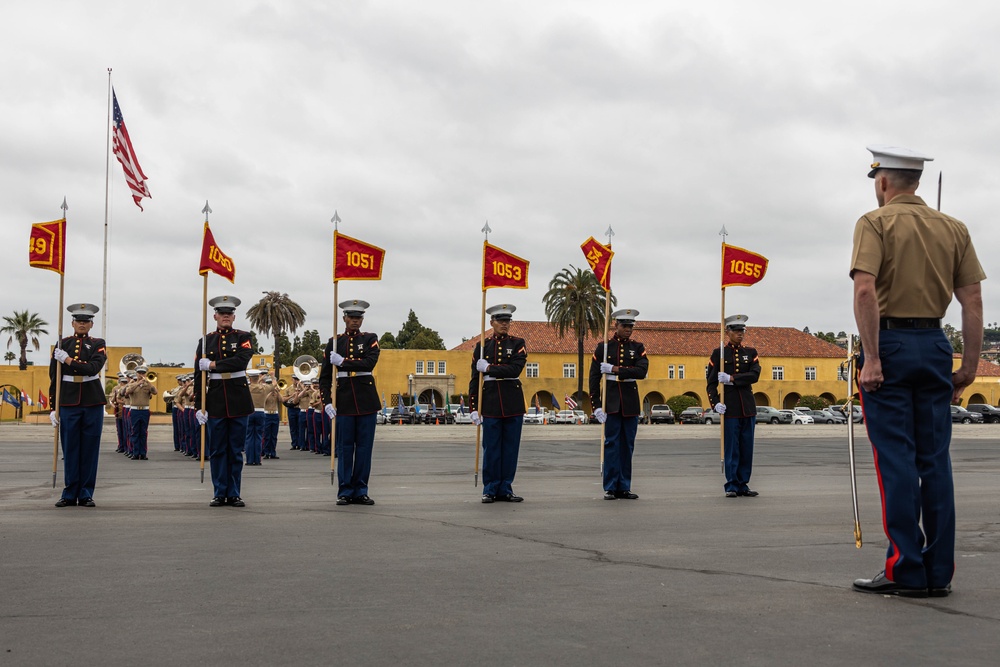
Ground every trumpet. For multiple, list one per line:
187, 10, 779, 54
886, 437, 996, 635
278, 379, 289, 390
145, 370, 158, 384
292, 355, 319, 382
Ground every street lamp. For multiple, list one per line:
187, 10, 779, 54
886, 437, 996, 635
408, 374, 414, 406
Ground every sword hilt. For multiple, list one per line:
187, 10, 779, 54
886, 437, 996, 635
854, 524, 863, 549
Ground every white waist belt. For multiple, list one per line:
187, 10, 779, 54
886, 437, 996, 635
131, 406, 149, 410
63, 375, 99, 383
209, 371, 246, 380
605, 375, 636, 382
255, 408, 266, 412
336, 371, 372, 378
483, 376, 516, 382
265, 410, 278, 414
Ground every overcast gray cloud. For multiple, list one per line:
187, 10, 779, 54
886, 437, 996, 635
3, 0, 997, 365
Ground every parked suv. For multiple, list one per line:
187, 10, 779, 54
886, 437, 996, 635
702, 408, 722, 424
950, 405, 984, 424
755, 406, 791, 424
422, 406, 455, 424
965, 404, 1000, 423
649, 404, 675, 424
679, 407, 705, 424
387, 407, 415, 425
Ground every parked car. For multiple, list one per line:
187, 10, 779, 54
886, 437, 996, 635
679, 407, 705, 424
756, 406, 791, 424
422, 406, 455, 424
649, 404, 675, 424
781, 409, 813, 425
523, 407, 548, 425
702, 408, 722, 424
806, 409, 846, 424
375, 409, 388, 425
572, 410, 589, 424
965, 404, 1000, 423
450, 404, 473, 425
793, 407, 813, 415
831, 404, 864, 423
553, 409, 577, 424
387, 407, 415, 425
950, 405, 984, 424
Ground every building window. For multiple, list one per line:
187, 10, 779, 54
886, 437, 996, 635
526, 363, 539, 378
668, 365, 675, 380
426, 360, 435, 375
415, 360, 424, 374
805, 366, 816, 381
772, 366, 784, 381
678, 365, 685, 380
563, 363, 576, 379
438, 361, 446, 375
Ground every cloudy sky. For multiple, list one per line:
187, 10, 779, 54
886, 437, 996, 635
4, 1, 997, 365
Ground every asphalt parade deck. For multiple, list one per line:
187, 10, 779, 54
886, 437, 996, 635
1, 422, 998, 666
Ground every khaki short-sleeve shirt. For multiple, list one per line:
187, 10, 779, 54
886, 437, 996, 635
851, 194, 985, 317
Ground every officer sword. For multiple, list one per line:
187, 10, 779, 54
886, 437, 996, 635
843, 335, 863, 548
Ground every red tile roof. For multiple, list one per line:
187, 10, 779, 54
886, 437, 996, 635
452, 321, 847, 358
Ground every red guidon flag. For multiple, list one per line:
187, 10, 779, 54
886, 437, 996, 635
482, 242, 529, 290
334, 232, 385, 281
28, 219, 66, 275
721, 243, 768, 288
199, 223, 236, 283
580, 236, 613, 290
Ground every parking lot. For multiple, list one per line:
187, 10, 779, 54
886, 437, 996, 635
2, 422, 998, 665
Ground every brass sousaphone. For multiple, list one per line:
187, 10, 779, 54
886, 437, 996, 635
120, 353, 145, 375
292, 355, 319, 382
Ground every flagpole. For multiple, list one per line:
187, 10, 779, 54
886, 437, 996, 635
474, 222, 491, 487
719, 227, 728, 474
100, 69, 112, 408
330, 212, 341, 486
51, 199, 68, 488
198, 202, 212, 484
598, 226, 614, 474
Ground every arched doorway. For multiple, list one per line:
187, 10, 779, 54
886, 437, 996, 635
683, 391, 702, 407
753, 392, 770, 406
819, 392, 838, 406
783, 392, 801, 409
967, 393, 987, 406
418, 388, 443, 407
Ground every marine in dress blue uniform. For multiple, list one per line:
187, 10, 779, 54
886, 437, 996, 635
851, 146, 985, 597
193, 295, 255, 507
589, 308, 649, 499
469, 304, 527, 503
707, 314, 762, 498
319, 299, 381, 506
50, 303, 107, 508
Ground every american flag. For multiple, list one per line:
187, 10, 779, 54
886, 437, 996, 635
112, 89, 151, 210
565, 395, 578, 410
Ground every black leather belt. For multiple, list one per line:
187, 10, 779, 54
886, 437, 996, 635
880, 317, 941, 330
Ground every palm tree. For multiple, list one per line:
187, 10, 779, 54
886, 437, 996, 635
245, 292, 307, 380
543, 266, 616, 402
1, 310, 49, 371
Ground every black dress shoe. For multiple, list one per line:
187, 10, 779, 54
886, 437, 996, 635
229, 497, 245, 507
501, 493, 523, 502
139, 455, 148, 460
603, 491, 617, 500
270, 455, 279, 459
54, 498, 76, 507
929, 584, 952, 598
738, 488, 759, 497
853, 571, 927, 597
615, 490, 639, 499
79, 498, 96, 507
210, 497, 226, 507
354, 495, 375, 506
336, 496, 351, 506
725, 491, 738, 498
481, 494, 495, 504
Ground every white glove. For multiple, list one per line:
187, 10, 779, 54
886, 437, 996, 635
470, 410, 482, 426
53, 349, 70, 363
715, 403, 727, 414
196, 410, 208, 425
718, 372, 732, 384
600, 362, 614, 374
594, 408, 607, 424
49, 411, 59, 426
325, 404, 336, 419
329, 352, 344, 367
198, 358, 212, 371
476, 359, 489, 373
